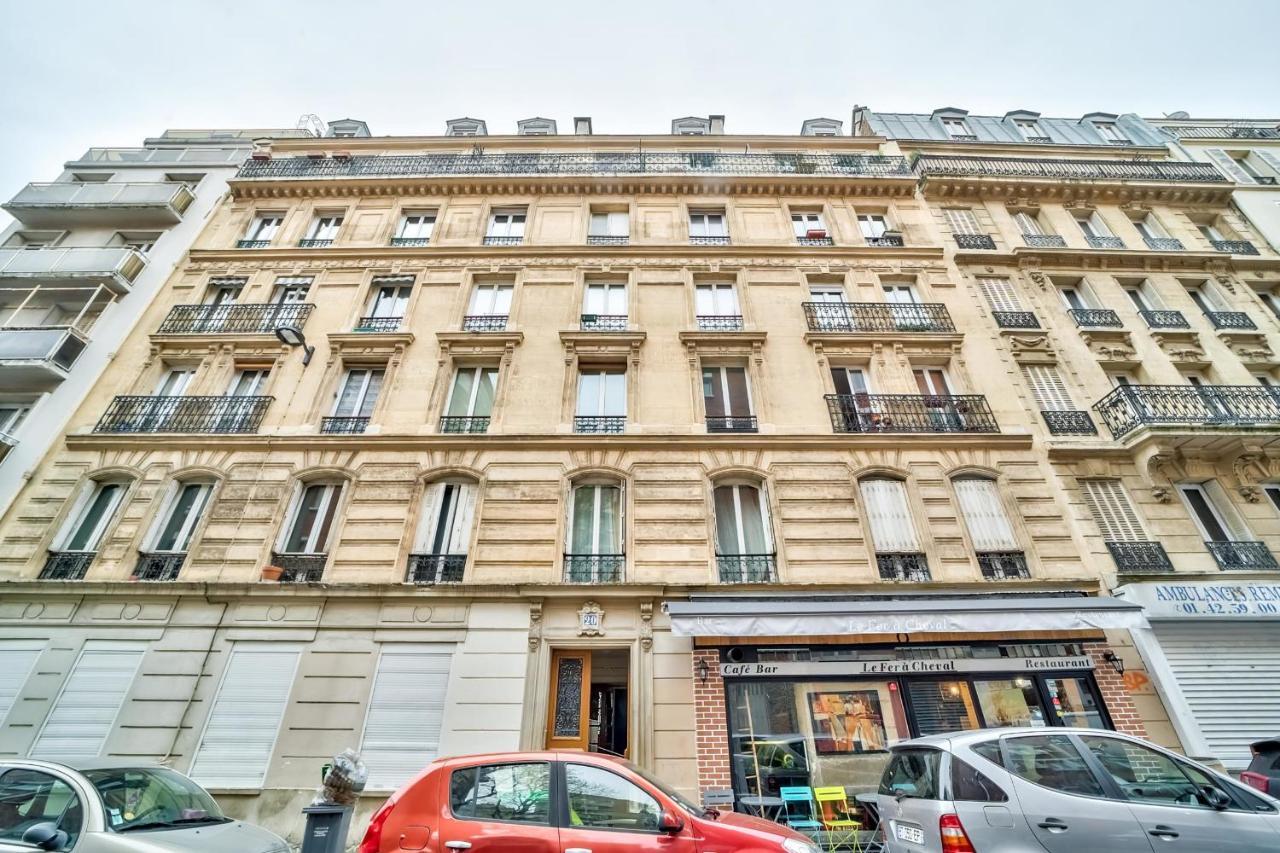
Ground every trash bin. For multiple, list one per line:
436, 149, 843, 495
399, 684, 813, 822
300, 804, 353, 853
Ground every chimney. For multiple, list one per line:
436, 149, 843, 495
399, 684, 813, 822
574, 116, 593, 135
709, 114, 725, 135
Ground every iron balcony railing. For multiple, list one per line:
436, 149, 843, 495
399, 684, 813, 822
1106, 541, 1174, 574
1207, 541, 1279, 571
706, 415, 758, 433
992, 311, 1040, 329
483, 235, 522, 246
133, 552, 186, 581
1143, 237, 1185, 251
574, 415, 626, 434
580, 314, 628, 331
94, 395, 272, 434
1140, 310, 1190, 329
1041, 410, 1098, 435
587, 235, 629, 246
320, 416, 369, 434
238, 151, 914, 181
564, 554, 625, 583
39, 551, 94, 580
690, 235, 731, 246
235, 239, 271, 249
4, 181, 195, 214
826, 394, 999, 434
157, 303, 314, 335
866, 234, 905, 248
802, 302, 955, 333
717, 554, 777, 583
271, 552, 327, 583
1205, 311, 1256, 330
1086, 235, 1126, 249
696, 315, 744, 332
1163, 125, 1280, 140
914, 154, 1228, 184
1024, 136, 1054, 144
390, 236, 431, 247
440, 415, 490, 434
796, 236, 834, 246
1210, 239, 1259, 255
978, 551, 1031, 580
0, 326, 88, 373
1069, 308, 1123, 328
1094, 384, 1280, 438
954, 234, 996, 250
0, 247, 147, 290
462, 314, 509, 332
353, 316, 401, 333
407, 553, 466, 584
878, 553, 931, 582
297, 238, 333, 249
1023, 234, 1067, 248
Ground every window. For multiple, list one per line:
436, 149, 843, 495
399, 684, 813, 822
1094, 122, 1130, 144
878, 749, 942, 798
445, 367, 498, 418
145, 482, 213, 553
943, 208, 981, 235
1132, 214, 1169, 241
1075, 211, 1114, 239
244, 214, 282, 243
280, 483, 343, 554
360, 645, 453, 790
228, 369, 268, 396
333, 368, 383, 418
154, 367, 194, 396
396, 210, 436, 241
0, 401, 33, 437
1001, 735, 1105, 796
30, 640, 146, 762
913, 367, 952, 396
977, 276, 1025, 313
415, 480, 477, 557
1079, 736, 1210, 807
576, 368, 626, 419
568, 483, 624, 556
953, 477, 1019, 551
468, 283, 513, 316
0, 769, 84, 846
832, 366, 870, 395
1014, 119, 1047, 141
204, 276, 244, 306
791, 211, 826, 238
713, 484, 773, 556
487, 209, 526, 238
1177, 482, 1241, 543
366, 281, 411, 320
942, 118, 973, 139
271, 276, 312, 304
1058, 283, 1092, 310
908, 681, 980, 735
117, 232, 160, 255
589, 210, 629, 238
565, 764, 660, 832
71, 172, 113, 183
1265, 485, 1280, 514
809, 283, 846, 303
1198, 222, 1226, 243
703, 366, 754, 425
1184, 281, 1225, 315
859, 478, 921, 553
1012, 211, 1045, 236
1020, 364, 1075, 412
583, 282, 627, 319
54, 481, 128, 552
450, 763, 551, 824
951, 757, 1009, 802
695, 283, 739, 317
303, 214, 343, 243
857, 214, 889, 239
689, 209, 728, 238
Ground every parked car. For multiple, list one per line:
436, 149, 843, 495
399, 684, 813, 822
875, 727, 1280, 852
0, 758, 290, 852
1243, 737, 1280, 797
358, 750, 823, 853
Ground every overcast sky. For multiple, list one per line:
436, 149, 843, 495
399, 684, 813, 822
2, 0, 1278, 228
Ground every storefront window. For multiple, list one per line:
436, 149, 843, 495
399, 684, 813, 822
907, 680, 981, 735
973, 678, 1047, 728
1046, 676, 1105, 728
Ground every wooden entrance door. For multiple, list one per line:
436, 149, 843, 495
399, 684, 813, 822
545, 649, 592, 751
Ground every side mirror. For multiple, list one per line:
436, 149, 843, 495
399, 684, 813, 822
22, 823, 69, 851
1202, 785, 1231, 810
658, 810, 685, 833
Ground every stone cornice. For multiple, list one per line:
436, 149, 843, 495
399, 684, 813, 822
262, 134, 892, 155
952, 245, 1280, 273
918, 176, 1234, 206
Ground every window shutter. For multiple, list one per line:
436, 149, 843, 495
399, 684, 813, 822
446, 483, 477, 554
1081, 480, 1146, 542
976, 277, 1024, 312
859, 479, 920, 552
358, 370, 384, 417
30, 641, 146, 761
1013, 212, 1043, 236
0, 641, 43, 728
1020, 364, 1075, 411
953, 478, 1018, 551
360, 644, 454, 790
943, 208, 981, 235
1205, 149, 1256, 184
189, 645, 300, 788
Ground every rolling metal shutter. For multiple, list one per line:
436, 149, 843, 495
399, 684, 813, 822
1154, 622, 1280, 768
0, 641, 44, 728
360, 644, 454, 790
30, 641, 146, 761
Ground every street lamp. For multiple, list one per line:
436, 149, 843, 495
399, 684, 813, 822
275, 324, 314, 366
1102, 650, 1125, 676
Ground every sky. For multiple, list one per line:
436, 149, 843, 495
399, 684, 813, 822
2, 0, 1279, 227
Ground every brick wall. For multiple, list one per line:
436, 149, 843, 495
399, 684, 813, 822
1085, 641, 1148, 738
692, 649, 731, 799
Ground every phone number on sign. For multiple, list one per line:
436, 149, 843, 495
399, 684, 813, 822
1175, 601, 1280, 615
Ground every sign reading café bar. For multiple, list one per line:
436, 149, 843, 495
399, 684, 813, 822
1117, 581, 1280, 619
720, 656, 1093, 678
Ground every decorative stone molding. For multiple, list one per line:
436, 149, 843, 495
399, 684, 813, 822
560, 330, 645, 367
1079, 330, 1138, 366
1140, 449, 1177, 502
528, 599, 544, 651
1007, 334, 1056, 364
678, 330, 767, 368
326, 332, 413, 367
436, 331, 523, 367
639, 600, 654, 652
1151, 333, 1207, 366
1225, 337, 1274, 366
577, 600, 605, 637
1232, 450, 1269, 503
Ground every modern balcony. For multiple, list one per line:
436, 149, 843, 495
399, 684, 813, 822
564, 554, 624, 583
439, 415, 489, 434
580, 314, 628, 332
954, 234, 996, 250
1205, 311, 1256, 330
320, 416, 369, 434
462, 314, 509, 332
574, 415, 625, 434
39, 551, 95, 580
1164, 126, 1280, 140
1139, 310, 1190, 330
1023, 234, 1067, 248
802, 302, 955, 334
992, 311, 1041, 329
877, 552, 931, 582
297, 238, 334, 249
75, 146, 245, 166
1094, 384, 1280, 439
978, 551, 1031, 580
587, 235, 629, 246
1207, 541, 1279, 571
482, 236, 522, 246
826, 394, 999, 434
696, 315, 744, 332
1069, 308, 1123, 328
407, 553, 466, 584
0, 326, 88, 389
156, 303, 314, 335
706, 415, 758, 433
94, 395, 272, 434
1041, 410, 1098, 436
1210, 239, 1259, 255
717, 553, 776, 583
1143, 237, 1185, 251
3, 182, 195, 228
390, 236, 431, 248
689, 235, 731, 246
1106, 541, 1174, 574
352, 316, 401, 333
0, 247, 146, 294
1085, 235, 1126, 249
913, 155, 1228, 184
270, 552, 326, 583
132, 552, 185, 581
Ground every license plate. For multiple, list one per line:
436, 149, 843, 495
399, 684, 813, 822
894, 822, 925, 845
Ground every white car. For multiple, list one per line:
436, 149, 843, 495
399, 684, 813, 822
0, 759, 289, 852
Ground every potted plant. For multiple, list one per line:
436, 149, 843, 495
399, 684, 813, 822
261, 565, 284, 582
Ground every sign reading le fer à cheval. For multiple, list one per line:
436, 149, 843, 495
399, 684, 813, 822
719, 656, 1093, 678
1118, 582, 1280, 619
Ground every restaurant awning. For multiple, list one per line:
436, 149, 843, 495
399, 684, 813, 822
665, 593, 1148, 637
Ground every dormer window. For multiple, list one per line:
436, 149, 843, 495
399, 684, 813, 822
517, 118, 557, 136
325, 119, 370, 138
1015, 119, 1048, 142
801, 118, 843, 137
672, 117, 711, 135
446, 118, 487, 137
1093, 121, 1131, 144
942, 118, 975, 140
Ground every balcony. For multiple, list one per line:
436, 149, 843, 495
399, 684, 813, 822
914, 155, 1228, 184
1106, 541, 1174, 574
1085, 235, 1126, 249
587, 235, 629, 246
1139, 310, 1190, 330
440, 415, 489, 434
863, 234, 904, 249
1094, 384, 1280, 439
390, 236, 431, 248
954, 234, 996, 250
1164, 126, 1280, 140
1069, 308, 1123, 328
1210, 239, 1259, 255
482, 235, 522, 246
0, 247, 146, 294
320, 416, 369, 434
564, 554, 624, 583
94, 395, 272, 434
1041, 410, 1098, 435
353, 316, 401, 333
826, 394, 998, 434
132, 552, 185, 581
407, 553, 466, 584
1023, 234, 1067, 248
802, 302, 955, 334
690, 235, 731, 246
462, 314, 508, 332
574, 415, 625, 434
156, 303, 314, 335
580, 314, 628, 332
717, 554, 776, 583
297, 238, 333, 249
3, 182, 195, 228
0, 326, 88, 389
992, 311, 1041, 329
796, 236, 834, 247
1207, 541, 1279, 571
235, 239, 271, 249
706, 415, 758, 433
1205, 311, 1256, 330
75, 146, 244, 166
877, 553, 931, 582
1143, 237, 1185, 251
39, 551, 95, 580
270, 552, 326, 583
978, 551, 1031, 580
696, 315, 744, 332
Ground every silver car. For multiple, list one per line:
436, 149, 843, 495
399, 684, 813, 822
0, 759, 289, 852
876, 727, 1280, 852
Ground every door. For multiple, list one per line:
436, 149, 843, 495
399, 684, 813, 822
547, 651, 592, 751
914, 368, 960, 429
884, 284, 926, 330
558, 762, 697, 853
438, 761, 559, 853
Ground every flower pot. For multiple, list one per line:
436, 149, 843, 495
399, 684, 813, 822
261, 565, 284, 582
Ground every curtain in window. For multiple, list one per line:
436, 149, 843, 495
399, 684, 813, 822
859, 479, 920, 552
953, 478, 1018, 551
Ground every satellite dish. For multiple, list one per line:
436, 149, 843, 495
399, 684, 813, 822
1166, 111, 1190, 120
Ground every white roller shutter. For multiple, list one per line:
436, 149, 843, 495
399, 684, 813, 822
1155, 622, 1280, 769
1021, 364, 1075, 411
360, 644, 454, 789
189, 644, 300, 788
1080, 479, 1146, 542
30, 641, 145, 761
859, 479, 920, 552
977, 277, 1024, 312
953, 478, 1018, 551
0, 641, 44, 727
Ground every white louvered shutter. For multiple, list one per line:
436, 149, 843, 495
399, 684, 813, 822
30, 641, 146, 761
1204, 149, 1256, 184
1080, 480, 1146, 542
953, 478, 1018, 551
189, 644, 300, 788
360, 644, 454, 789
448, 484, 477, 554
859, 479, 920, 552
944, 208, 981, 235
0, 641, 43, 727
1020, 364, 1075, 411
977, 277, 1024, 312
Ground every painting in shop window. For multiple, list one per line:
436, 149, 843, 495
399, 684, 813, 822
807, 691, 886, 754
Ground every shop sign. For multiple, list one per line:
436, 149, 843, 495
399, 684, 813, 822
719, 655, 1093, 678
1117, 581, 1280, 619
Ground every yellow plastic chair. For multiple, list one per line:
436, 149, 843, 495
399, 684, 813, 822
813, 786, 862, 851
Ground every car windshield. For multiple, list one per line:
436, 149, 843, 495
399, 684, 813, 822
80, 767, 227, 832
621, 761, 705, 816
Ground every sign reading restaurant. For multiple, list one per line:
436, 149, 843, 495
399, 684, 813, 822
1116, 581, 1280, 619
720, 656, 1094, 678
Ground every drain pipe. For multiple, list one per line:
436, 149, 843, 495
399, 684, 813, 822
161, 590, 228, 765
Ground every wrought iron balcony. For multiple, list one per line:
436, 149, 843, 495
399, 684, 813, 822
826, 393, 998, 434
320, 416, 369, 434
802, 302, 955, 334
587, 235, 629, 246
39, 551, 94, 580
0, 326, 88, 386
717, 553, 777, 583
1207, 541, 1279, 571
1140, 310, 1190, 329
992, 311, 1040, 329
235, 239, 271, 249
353, 316, 401, 333
3, 181, 195, 228
706, 415, 758, 433
407, 553, 466, 584
156, 303, 314, 335
133, 552, 185, 581
270, 552, 326, 583
1094, 384, 1280, 438
1164, 125, 1280, 140
690, 235, 731, 246
949, 135, 979, 142
580, 314, 628, 332
1024, 136, 1054, 144
954, 234, 996, 250
1041, 410, 1098, 435
978, 551, 1031, 580
914, 155, 1228, 184
297, 238, 333, 249
574, 415, 625, 434
94, 395, 272, 434
564, 554, 625, 583
1106, 541, 1174, 574
0, 247, 146, 293
1085, 235, 1126, 249
462, 314, 509, 332
866, 234, 905, 247
1023, 234, 1067, 248
696, 315, 744, 332
1210, 239, 1259, 255
440, 415, 489, 434
483, 235, 522, 246
238, 151, 914, 181
390, 236, 431, 247
1143, 236, 1185, 251
1069, 308, 1123, 328
1205, 311, 1256, 330
878, 553, 931, 582
796, 236, 834, 246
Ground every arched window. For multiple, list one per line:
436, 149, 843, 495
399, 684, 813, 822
858, 477, 927, 581
273, 480, 344, 582
712, 482, 775, 582
42, 478, 131, 580
953, 476, 1026, 580
410, 479, 477, 583
565, 481, 624, 583
136, 479, 215, 581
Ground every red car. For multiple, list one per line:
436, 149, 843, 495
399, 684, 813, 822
358, 750, 822, 853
